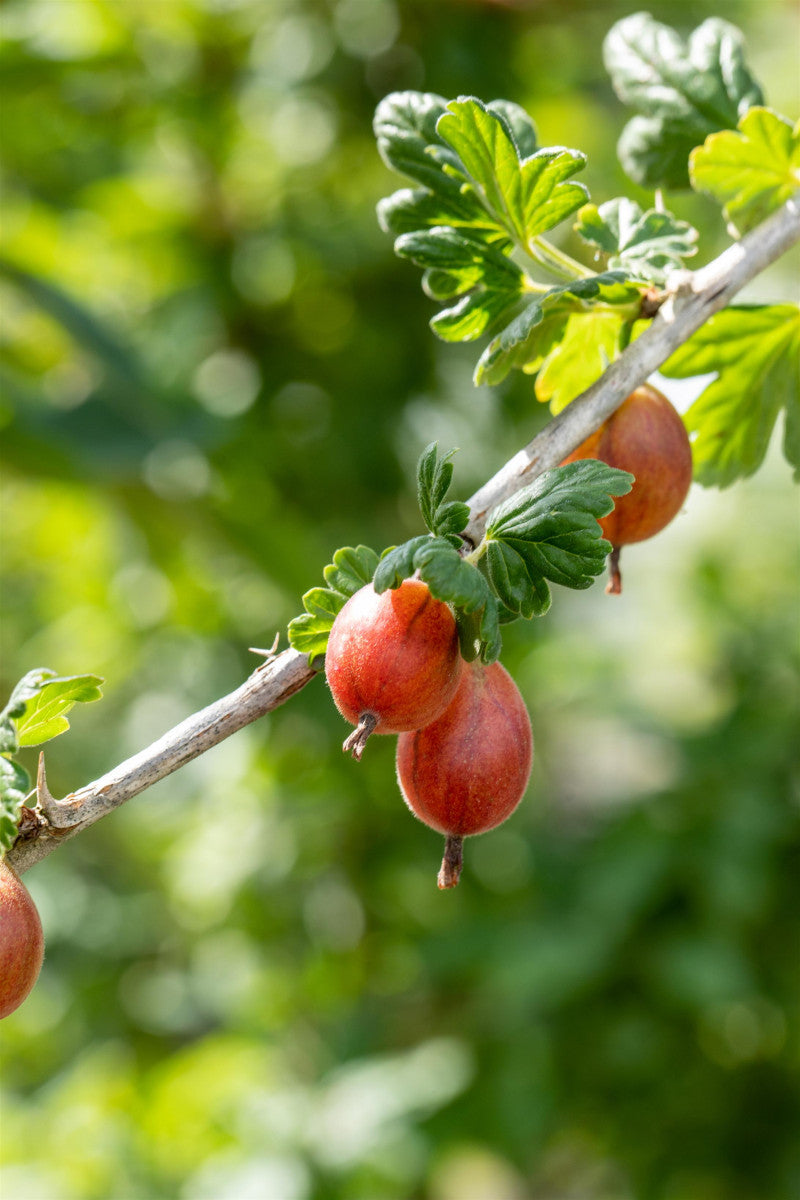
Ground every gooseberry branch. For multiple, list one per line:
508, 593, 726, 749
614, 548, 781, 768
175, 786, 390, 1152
8, 195, 800, 878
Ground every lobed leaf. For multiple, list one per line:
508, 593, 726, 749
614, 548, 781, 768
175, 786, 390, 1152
661, 305, 800, 486
373, 534, 501, 663
0, 756, 31, 857
416, 444, 470, 537
690, 108, 800, 236
535, 310, 629, 414
485, 462, 633, 593
475, 272, 642, 386
576, 198, 698, 283
373, 91, 462, 193
436, 97, 588, 242
323, 545, 380, 597
0, 668, 104, 749
604, 14, 764, 188
288, 545, 380, 667
485, 540, 551, 618
394, 227, 524, 341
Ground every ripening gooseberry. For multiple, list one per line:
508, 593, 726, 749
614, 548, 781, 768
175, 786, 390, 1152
561, 384, 692, 593
325, 579, 462, 759
396, 659, 533, 888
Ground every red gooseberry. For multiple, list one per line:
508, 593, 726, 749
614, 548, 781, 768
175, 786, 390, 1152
561, 383, 692, 593
325, 578, 462, 759
396, 659, 533, 888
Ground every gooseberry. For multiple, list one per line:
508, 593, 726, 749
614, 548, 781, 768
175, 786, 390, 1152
396, 659, 533, 887
326, 578, 462, 759
561, 383, 692, 593
0, 857, 44, 1020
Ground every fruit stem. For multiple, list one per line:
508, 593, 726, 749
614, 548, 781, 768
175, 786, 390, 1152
606, 546, 623, 595
342, 712, 379, 760
437, 835, 464, 889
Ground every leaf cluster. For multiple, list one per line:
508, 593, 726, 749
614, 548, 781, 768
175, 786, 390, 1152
604, 13, 764, 189
287, 546, 380, 669
0, 669, 104, 855
289, 446, 632, 668
375, 12, 799, 489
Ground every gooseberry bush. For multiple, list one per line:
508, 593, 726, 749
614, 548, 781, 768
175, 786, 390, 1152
1, 12, 798, 1010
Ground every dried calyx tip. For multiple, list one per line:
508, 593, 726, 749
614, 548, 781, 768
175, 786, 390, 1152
606, 546, 622, 595
437, 835, 464, 889
342, 712, 379, 761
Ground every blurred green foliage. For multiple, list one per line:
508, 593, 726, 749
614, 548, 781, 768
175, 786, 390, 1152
1, 2, 799, 1198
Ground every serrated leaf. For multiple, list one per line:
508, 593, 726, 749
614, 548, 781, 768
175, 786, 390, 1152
604, 14, 764, 188
416, 445, 470, 537
661, 305, 800, 486
475, 272, 642, 386
535, 310, 627, 414
485, 541, 551, 618
377, 186, 500, 241
301, 588, 347, 621
288, 545, 379, 666
373, 91, 462, 193
485, 462, 632, 592
286, 613, 332, 668
323, 545, 380, 597
437, 97, 588, 242
433, 501, 470, 537
395, 227, 524, 341
372, 536, 432, 593
1, 669, 104, 749
0, 757, 31, 856
690, 108, 800, 236
576, 198, 698, 283
486, 100, 539, 159
413, 540, 488, 613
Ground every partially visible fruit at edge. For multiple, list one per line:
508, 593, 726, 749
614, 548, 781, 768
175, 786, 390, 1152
0, 857, 44, 1020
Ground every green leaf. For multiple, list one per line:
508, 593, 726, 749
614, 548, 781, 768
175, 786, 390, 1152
661, 305, 800, 486
0, 669, 104, 749
485, 462, 633, 593
288, 545, 380, 667
436, 97, 589, 242
604, 14, 764, 188
485, 541, 551, 618
323, 545, 380, 598
486, 99, 539, 159
475, 272, 643, 386
0, 757, 31, 857
416, 444, 470, 537
377, 185, 497, 241
374, 91, 463, 194
575, 199, 698, 284
535, 310, 627, 414
434, 501, 471, 537
286, 613, 333, 668
373, 535, 433, 593
690, 108, 800, 236
395, 227, 524, 341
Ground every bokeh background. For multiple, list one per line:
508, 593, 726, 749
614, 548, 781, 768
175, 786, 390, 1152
1, 1, 799, 1198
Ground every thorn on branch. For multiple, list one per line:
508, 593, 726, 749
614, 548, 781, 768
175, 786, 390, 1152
249, 633, 281, 667
36, 753, 85, 830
